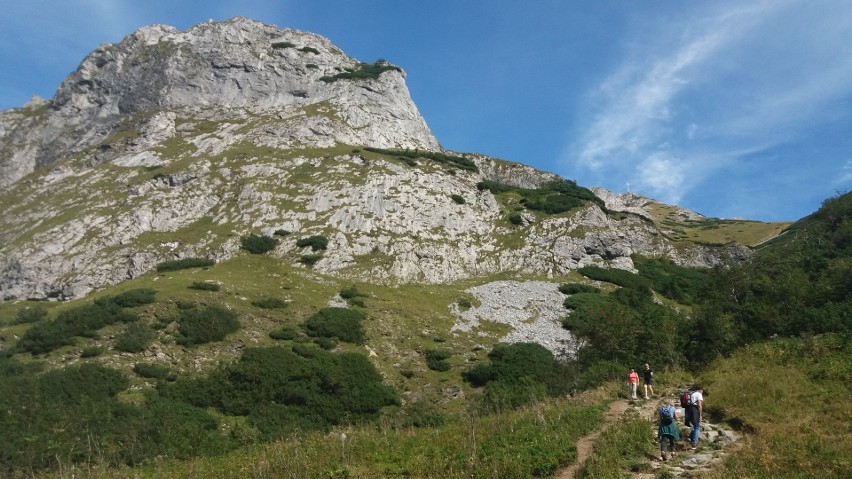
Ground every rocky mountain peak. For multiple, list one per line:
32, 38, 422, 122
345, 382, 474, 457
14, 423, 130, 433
1, 17, 440, 187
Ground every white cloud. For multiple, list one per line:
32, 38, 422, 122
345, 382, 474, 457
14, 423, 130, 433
565, 0, 852, 214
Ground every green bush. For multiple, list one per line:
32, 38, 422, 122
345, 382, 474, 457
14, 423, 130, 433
340, 285, 367, 299
96, 288, 158, 308
273, 229, 291, 237
13, 305, 47, 324
252, 297, 289, 309
37, 363, 129, 404
188, 281, 220, 291
578, 266, 650, 291
508, 212, 524, 225
115, 323, 156, 353
558, 283, 600, 295
269, 326, 299, 340
298, 46, 319, 54
16, 302, 137, 355
477, 179, 605, 214
241, 234, 279, 254
425, 349, 452, 371
314, 336, 337, 350
450, 194, 466, 205
156, 258, 215, 272
80, 346, 106, 358
319, 60, 402, 83
299, 254, 323, 266
271, 41, 295, 49
217, 347, 399, 439
365, 147, 478, 172
463, 343, 568, 404
176, 305, 240, 346
296, 235, 329, 251
303, 307, 365, 344
133, 362, 177, 381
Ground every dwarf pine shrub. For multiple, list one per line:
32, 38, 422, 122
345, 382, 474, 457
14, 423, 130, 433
558, 283, 600, 295
241, 234, 279, 254
13, 305, 47, 324
188, 281, 220, 291
303, 307, 365, 344
133, 362, 177, 381
156, 257, 215, 272
115, 322, 156, 353
252, 297, 289, 309
296, 235, 329, 251
176, 305, 240, 346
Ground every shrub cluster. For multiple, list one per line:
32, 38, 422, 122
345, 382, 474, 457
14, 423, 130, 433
450, 194, 466, 205
299, 254, 323, 266
558, 283, 600, 295
241, 234, 279, 254
319, 60, 402, 83
477, 179, 605, 214
158, 346, 399, 440
302, 307, 365, 344
424, 349, 452, 371
364, 147, 478, 172
463, 343, 568, 409
155, 257, 215, 272
176, 305, 240, 346
296, 235, 329, 251
16, 301, 138, 355
133, 362, 177, 381
115, 322, 156, 353
188, 281, 220, 292
269, 325, 299, 340
13, 305, 47, 324
0, 357, 230, 472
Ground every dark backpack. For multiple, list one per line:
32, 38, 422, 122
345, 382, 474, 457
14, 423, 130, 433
659, 406, 673, 425
680, 391, 691, 408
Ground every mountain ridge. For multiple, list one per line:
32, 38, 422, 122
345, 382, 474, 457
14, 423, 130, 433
0, 18, 780, 301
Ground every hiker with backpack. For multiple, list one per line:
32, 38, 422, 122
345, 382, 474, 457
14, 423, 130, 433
658, 400, 680, 461
683, 385, 705, 450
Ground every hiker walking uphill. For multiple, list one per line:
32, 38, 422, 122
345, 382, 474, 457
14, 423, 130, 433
643, 363, 654, 399
658, 400, 680, 461
684, 386, 705, 450
627, 368, 640, 399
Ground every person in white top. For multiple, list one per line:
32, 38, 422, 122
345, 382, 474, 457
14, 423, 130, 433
686, 386, 704, 449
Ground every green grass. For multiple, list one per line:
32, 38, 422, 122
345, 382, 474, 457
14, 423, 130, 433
699, 334, 851, 478
67, 397, 604, 478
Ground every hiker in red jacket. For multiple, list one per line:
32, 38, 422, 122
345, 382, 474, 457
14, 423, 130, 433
627, 367, 639, 399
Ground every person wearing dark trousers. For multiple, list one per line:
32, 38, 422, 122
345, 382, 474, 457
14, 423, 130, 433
685, 386, 705, 449
643, 363, 654, 399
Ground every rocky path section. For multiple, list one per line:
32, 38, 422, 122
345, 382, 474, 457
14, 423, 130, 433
555, 390, 742, 479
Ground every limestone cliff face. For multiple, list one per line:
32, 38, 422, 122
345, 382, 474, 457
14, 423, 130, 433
0, 18, 752, 301
0, 17, 439, 188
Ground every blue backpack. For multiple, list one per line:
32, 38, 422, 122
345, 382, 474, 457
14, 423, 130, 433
659, 406, 673, 425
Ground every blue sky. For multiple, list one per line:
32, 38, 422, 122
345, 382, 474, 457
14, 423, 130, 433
1, 0, 850, 222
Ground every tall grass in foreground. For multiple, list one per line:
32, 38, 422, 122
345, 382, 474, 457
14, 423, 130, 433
58, 398, 604, 479
575, 412, 656, 478
700, 334, 851, 478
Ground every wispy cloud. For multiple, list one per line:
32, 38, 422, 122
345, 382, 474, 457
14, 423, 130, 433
565, 0, 852, 212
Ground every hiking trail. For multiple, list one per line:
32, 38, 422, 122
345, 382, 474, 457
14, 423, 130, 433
554, 390, 742, 479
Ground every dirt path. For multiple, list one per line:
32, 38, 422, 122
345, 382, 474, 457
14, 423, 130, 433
553, 399, 631, 479
553, 391, 742, 479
